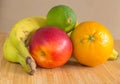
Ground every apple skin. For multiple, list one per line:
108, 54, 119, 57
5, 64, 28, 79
29, 26, 73, 68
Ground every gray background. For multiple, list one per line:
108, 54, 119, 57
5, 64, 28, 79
0, 0, 120, 39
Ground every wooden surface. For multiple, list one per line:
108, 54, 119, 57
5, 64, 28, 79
0, 32, 120, 84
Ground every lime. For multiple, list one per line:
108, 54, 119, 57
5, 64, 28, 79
46, 5, 77, 33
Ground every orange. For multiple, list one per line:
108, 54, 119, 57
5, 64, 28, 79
70, 21, 114, 66
46, 5, 77, 33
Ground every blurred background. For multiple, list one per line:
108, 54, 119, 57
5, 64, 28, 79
0, 0, 120, 39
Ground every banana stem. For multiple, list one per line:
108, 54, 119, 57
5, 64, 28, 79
18, 56, 36, 75
26, 57, 36, 75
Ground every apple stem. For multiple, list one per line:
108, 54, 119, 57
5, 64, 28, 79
26, 57, 36, 75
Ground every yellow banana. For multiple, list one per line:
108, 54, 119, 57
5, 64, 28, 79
3, 38, 35, 74
3, 16, 46, 75
108, 48, 119, 60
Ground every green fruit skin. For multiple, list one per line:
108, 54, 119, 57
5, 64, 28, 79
46, 5, 77, 33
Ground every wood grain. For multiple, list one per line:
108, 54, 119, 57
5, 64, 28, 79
0, 32, 120, 84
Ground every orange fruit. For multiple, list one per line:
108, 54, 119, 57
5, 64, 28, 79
70, 21, 114, 66
46, 5, 77, 33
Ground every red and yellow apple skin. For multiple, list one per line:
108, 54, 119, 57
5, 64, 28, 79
29, 26, 73, 68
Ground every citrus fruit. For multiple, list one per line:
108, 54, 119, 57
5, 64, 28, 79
70, 21, 114, 66
46, 5, 77, 33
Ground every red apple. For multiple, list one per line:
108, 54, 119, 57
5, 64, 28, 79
29, 26, 73, 68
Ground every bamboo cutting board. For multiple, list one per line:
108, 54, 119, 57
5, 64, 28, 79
0, 32, 120, 84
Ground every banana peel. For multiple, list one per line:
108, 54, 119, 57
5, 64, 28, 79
108, 49, 119, 60
3, 16, 47, 75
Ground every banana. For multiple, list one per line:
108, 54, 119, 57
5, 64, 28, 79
3, 38, 19, 63
3, 38, 35, 74
3, 16, 46, 75
108, 48, 119, 60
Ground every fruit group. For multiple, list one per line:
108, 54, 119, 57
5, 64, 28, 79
29, 26, 73, 68
46, 5, 77, 33
71, 21, 114, 66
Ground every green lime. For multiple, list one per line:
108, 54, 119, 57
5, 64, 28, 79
46, 5, 77, 33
